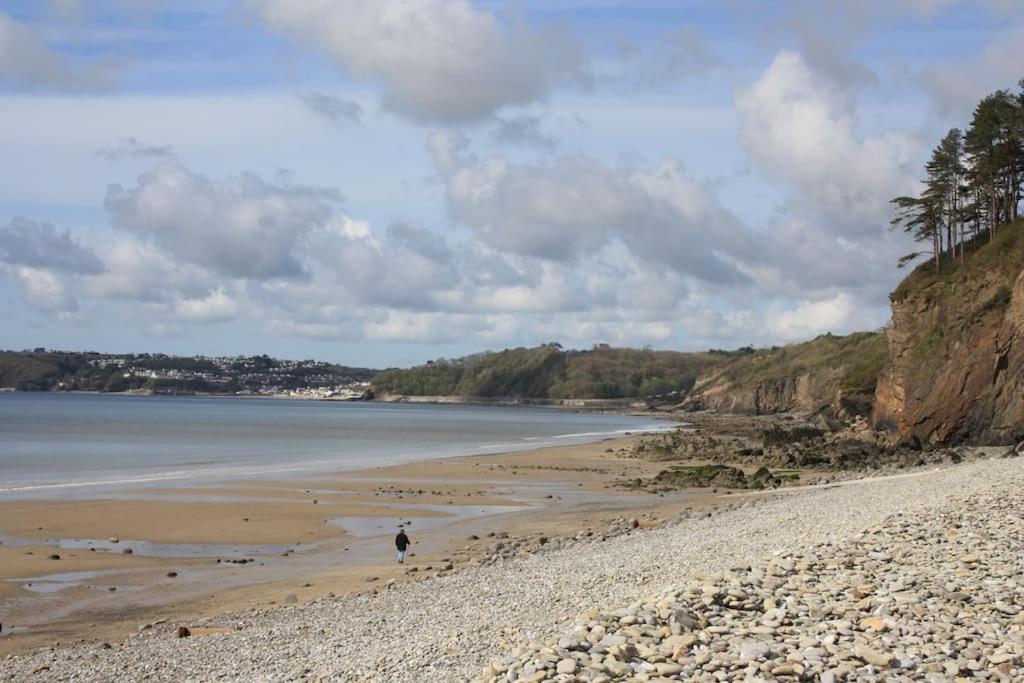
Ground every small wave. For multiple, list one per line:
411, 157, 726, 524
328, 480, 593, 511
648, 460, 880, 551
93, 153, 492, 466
0, 459, 345, 494
552, 425, 676, 439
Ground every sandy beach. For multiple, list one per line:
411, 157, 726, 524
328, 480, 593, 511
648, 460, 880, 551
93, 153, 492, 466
3, 451, 1021, 681
0, 431, 716, 656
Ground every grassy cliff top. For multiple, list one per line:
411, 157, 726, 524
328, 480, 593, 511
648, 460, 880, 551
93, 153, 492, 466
714, 331, 888, 393
892, 222, 1024, 303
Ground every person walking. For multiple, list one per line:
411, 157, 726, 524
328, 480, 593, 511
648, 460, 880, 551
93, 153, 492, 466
395, 527, 410, 563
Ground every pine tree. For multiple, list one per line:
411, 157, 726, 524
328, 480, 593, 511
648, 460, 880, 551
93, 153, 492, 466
893, 82, 1024, 273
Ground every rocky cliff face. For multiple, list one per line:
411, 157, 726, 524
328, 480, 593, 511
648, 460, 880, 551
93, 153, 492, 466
874, 250, 1024, 446
684, 370, 842, 415
680, 333, 883, 419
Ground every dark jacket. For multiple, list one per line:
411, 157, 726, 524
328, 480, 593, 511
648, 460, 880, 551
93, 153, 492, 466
395, 532, 410, 551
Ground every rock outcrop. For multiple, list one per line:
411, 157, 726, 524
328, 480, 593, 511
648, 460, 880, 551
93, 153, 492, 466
680, 333, 884, 419
874, 233, 1024, 445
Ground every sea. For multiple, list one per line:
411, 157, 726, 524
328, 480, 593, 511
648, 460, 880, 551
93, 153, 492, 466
0, 393, 671, 497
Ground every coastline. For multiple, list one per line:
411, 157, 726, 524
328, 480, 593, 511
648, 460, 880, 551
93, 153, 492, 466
0, 429, 705, 656
0, 389, 663, 413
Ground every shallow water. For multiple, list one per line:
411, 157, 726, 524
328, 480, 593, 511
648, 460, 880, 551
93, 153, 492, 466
0, 393, 670, 498
329, 502, 530, 537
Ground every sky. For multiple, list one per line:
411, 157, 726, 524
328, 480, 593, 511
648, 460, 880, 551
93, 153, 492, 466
1, 0, 1023, 368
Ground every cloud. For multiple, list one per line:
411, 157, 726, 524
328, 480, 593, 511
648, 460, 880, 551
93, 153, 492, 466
736, 50, 918, 231
774, 1, 878, 88
9, 265, 78, 312
104, 160, 343, 279
84, 239, 214, 303
0, 217, 104, 274
97, 137, 175, 161
428, 130, 763, 285
173, 288, 241, 322
766, 293, 857, 340
490, 114, 556, 150
298, 92, 364, 127
249, 0, 586, 123
921, 22, 1024, 116
0, 11, 114, 91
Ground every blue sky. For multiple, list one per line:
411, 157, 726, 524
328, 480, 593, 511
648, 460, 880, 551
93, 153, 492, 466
1, 0, 1022, 367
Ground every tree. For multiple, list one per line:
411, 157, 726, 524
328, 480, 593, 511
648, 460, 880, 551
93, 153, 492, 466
893, 82, 1024, 273
964, 90, 1022, 240
891, 193, 942, 271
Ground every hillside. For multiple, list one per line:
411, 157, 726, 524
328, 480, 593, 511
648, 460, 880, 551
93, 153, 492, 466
874, 223, 1024, 445
0, 350, 376, 395
371, 345, 727, 400
679, 331, 887, 418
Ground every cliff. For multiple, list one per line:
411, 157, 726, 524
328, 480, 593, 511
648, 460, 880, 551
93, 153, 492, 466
874, 226, 1024, 446
681, 332, 887, 418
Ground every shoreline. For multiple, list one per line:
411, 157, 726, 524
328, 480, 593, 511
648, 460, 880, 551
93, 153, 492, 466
0, 388, 666, 413
4, 404, 985, 660
1, 395, 676, 498
0, 429, 702, 656
3, 454, 1019, 680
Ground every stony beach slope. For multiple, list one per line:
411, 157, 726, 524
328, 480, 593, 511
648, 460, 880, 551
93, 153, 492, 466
4, 457, 1021, 682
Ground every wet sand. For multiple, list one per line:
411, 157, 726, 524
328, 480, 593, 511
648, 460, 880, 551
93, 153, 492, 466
0, 433, 714, 655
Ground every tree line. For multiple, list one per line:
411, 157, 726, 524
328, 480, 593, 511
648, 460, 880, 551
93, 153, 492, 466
892, 81, 1024, 271
370, 345, 724, 400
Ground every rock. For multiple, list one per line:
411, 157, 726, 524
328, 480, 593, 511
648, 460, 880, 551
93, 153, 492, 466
853, 645, 893, 667
47, 554, 60, 560
166, 572, 178, 578
670, 608, 700, 631
771, 662, 803, 676
739, 640, 771, 661
555, 658, 576, 674
176, 627, 191, 638
858, 616, 888, 631
122, 548, 133, 555
284, 594, 298, 604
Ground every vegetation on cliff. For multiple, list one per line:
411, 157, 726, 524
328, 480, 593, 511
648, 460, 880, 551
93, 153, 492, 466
371, 344, 726, 400
717, 332, 888, 394
679, 331, 888, 416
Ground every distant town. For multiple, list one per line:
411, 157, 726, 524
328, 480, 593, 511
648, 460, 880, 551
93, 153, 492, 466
0, 349, 378, 398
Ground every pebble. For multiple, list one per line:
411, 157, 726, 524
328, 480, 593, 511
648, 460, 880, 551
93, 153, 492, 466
4, 458, 1024, 682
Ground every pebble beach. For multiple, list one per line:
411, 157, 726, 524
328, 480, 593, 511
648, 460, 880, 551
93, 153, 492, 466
4, 455, 1022, 681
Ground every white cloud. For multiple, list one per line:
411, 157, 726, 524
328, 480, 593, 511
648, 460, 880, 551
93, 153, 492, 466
766, 293, 856, 340
428, 131, 764, 284
249, 0, 586, 123
84, 239, 213, 303
104, 160, 343, 279
9, 265, 78, 311
736, 50, 918, 231
174, 289, 241, 322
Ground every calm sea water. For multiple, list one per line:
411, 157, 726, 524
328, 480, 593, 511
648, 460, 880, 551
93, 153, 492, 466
0, 393, 669, 496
